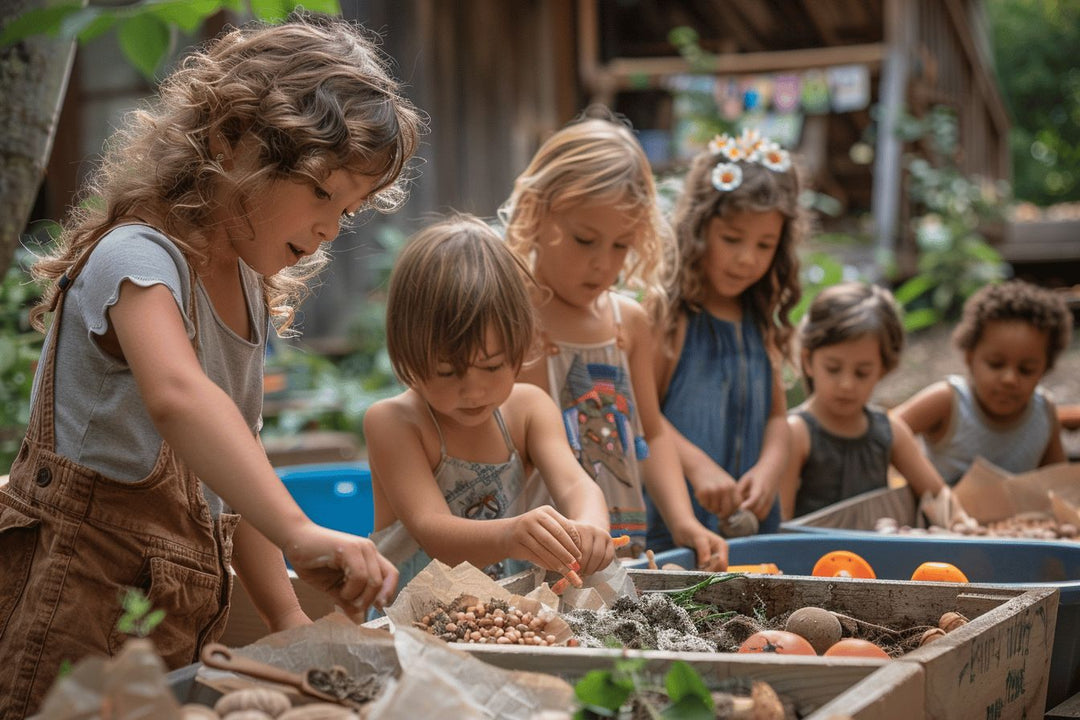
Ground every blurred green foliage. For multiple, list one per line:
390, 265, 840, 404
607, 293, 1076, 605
2, 0, 341, 81
988, 0, 1080, 205
0, 242, 46, 474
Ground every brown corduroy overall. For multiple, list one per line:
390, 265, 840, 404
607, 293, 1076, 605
0, 239, 239, 719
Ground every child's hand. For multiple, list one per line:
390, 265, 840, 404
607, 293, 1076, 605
736, 466, 779, 521
568, 521, 616, 575
503, 505, 582, 574
686, 464, 739, 519
670, 520, 729, 571
283, 524, 398, 621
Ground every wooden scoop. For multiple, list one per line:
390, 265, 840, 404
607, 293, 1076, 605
200, 642, 345, 705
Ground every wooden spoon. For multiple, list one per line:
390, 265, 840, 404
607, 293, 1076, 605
199, 642, 346, 706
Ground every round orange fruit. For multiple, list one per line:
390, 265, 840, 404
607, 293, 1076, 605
738, 630, 817, 655
823, 638, 891, 659
910, 561, 968, 583
811, 550, 876, 579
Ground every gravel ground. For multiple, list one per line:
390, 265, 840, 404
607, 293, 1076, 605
872, 322, 1080, 457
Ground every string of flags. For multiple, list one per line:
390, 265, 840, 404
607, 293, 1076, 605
663, 64, 871, 117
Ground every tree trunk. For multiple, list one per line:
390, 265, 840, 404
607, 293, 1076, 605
0, 0, 80, 279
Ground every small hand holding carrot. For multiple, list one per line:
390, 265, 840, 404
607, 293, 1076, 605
502, 505, 583, 574
568, 520, 616, 575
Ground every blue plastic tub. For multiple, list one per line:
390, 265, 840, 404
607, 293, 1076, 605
638, 534, 1080, 710
275, 461, 374, 537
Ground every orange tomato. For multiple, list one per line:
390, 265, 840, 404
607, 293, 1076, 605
811, 550, 876, 579
910, 562, 968, 583
738, 630, 817, 655
823, 638, 891, 659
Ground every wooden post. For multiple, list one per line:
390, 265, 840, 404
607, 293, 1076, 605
872, 0, 915, 280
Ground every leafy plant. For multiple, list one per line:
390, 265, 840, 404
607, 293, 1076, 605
574, 658, 714, 719
2, 0, 341, 81
115, 588, 166, 638
890, 106, 1010, 330
0, 239, 47, 473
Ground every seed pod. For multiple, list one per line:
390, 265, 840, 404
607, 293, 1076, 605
180, 705, 221, 720
222, 712, 274, 720
939, 611, 969, 633
920, 627, 947, 646
278, 705, 361, 720
215, 689, 292, 717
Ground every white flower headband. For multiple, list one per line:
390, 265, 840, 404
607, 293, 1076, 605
708, 128, 792, 192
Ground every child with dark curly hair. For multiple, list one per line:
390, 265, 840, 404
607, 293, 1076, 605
896, 280, 1073, 484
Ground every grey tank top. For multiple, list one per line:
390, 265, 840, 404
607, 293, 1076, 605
370, 406, 533, 588
30, 224, 266, 515
926, 375, 1053, 484
793, 406, 893, 518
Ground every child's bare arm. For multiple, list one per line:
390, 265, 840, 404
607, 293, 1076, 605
888, 415, 946, 497
364, 395, 582, 574
518, 385, 613, 574
778, 414, 809, 521
737, 367, 790, 519
110, 283, 396, 617
895, 382, 953, 442
1040, 398, 1068, 466
232, 519, 311, 633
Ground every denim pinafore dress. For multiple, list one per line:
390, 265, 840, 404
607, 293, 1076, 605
646, 306, 781, 551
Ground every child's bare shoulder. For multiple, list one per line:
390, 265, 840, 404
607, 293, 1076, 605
364, 391, 425, 430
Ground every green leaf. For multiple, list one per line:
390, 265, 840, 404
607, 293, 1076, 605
77, 14, 119, 43
0, 3, 84, 45
250, 0, 295, 22
117, 14, 172, 81
664, 662, 713, 708
148, 0, 228, 34
298, 0, 342, 14
893, 274, 935, 305
574, 670, 634, 712
115, 615, 136, 634
142, 608, 167, 634
903, 307, 940, 333
661, 695, 715, 720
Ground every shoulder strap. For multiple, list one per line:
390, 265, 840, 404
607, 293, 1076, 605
492, 408, 516, 454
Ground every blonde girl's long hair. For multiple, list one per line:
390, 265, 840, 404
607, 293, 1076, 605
498, 109, 675, 318
665, 148, 807, 359
30, 12, 424, 335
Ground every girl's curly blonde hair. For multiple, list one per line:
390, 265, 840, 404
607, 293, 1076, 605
498, 109, 675, 317
664, 148, 807, 359
30, 12, 424, 335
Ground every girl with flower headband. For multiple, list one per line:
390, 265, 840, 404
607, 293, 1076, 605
647, 129, 806, 547
502, 109, 729, 571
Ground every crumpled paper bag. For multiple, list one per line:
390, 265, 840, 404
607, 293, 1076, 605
952, 457, 1080, 523
37, 638, 182, 720
522, 558, 638, 612
383, 560, 574, 644
198, 614, 574, 720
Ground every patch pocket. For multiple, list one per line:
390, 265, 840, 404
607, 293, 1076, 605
0, 506, 42, 638
109, 555, 221, 668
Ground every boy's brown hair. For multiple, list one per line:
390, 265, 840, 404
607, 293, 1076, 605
953, 280, 1073, 370
386, 215, 538, 386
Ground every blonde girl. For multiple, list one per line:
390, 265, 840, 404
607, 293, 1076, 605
652, 130, 804, 545
502, 110, 728, 570
365, 215, 613, 588
778, 282, 947, 520
0, 15, 422, 715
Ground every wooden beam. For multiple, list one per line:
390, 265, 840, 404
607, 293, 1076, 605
940, 0, 1011, 175
871, 0, 914, 279
587, 42, 885, 94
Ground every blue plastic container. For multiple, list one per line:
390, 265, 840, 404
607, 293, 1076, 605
275, 461, 374, 537
638, 534, 1080, 709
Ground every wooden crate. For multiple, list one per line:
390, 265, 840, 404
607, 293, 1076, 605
461, 642, 924, 720
424, 570, 1056, 720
